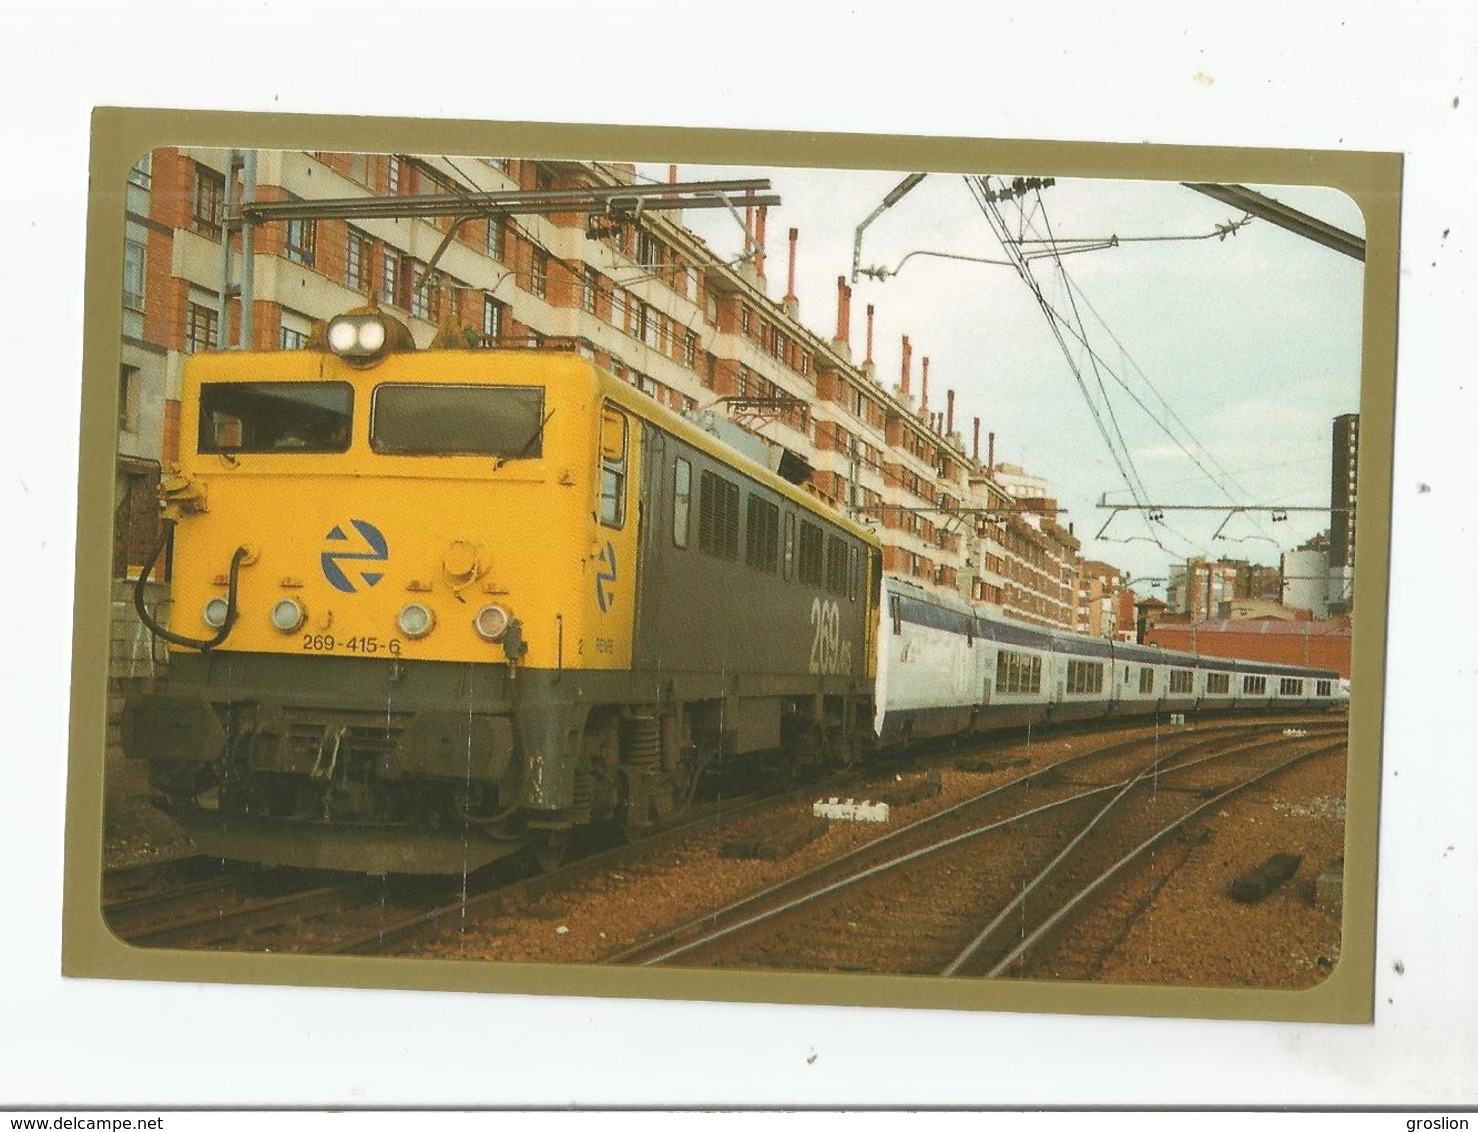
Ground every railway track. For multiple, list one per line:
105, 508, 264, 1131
600, 720, 1345, 976
103, 714, 1343, 962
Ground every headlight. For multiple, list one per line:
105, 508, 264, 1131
326, 314, 391, 363
358, 319, 386, 352
202, 597, 231, 628
396, 603, 435, 639
270, 598, 306, 633
474, 604, 510, 642
327, 319, 359, 353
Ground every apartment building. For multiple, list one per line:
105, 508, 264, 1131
112, 146, 1088, 631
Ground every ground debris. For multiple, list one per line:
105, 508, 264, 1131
1229, 852, 1303, 903
721, 815, 829, 860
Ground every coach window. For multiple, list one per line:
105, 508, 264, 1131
673, 458, 692, 548
1139, 667, 1154, 694
598, 406, 629, 528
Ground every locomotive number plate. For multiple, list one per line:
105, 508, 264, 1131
301, 633, 403, 656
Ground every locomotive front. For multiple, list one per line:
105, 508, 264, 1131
123, 308, 634, 872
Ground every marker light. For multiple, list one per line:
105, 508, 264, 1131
396, 603, 435, 639
203, 597, 231, 629
474, 604, 510, 642
270, 598, 306, 633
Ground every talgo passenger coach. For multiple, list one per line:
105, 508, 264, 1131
124, 303, 1345, 875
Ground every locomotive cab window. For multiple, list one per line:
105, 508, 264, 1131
370, 384, 546, 457
198, 381, 353, 453
597, 406, 629, 528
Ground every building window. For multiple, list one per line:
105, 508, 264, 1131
128, 153, 152, 191
486, 217, 504, 261
185, 302, 218, 353
285, 216, 315, 267
581, 266, 599, 314
279, 309, 312, 350
404, 259, 431, 319
482, 295, 504, 343
683, 331, 697, 368
346, 227, 370, 293
530, 248, 549, 299
386, 155, 402, 194
639, 303, 659, 349
122, 238, 147, 313
191, 165, 226, 236
114, 460, 162, 579
118, 365, 141, 434
380, 251, 399, 306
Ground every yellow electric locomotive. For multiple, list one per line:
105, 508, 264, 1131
125, 304, 882, 872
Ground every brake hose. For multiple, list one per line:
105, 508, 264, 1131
133, 520, 249, 652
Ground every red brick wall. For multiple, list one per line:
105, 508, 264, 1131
1145, 623, 1352, 679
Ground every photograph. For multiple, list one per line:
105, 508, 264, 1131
66, 115, 1395, 1024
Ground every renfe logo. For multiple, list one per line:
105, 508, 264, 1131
595, 540, 618, 612
321, 519, 389, 593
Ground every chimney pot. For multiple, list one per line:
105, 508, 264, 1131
786, 228, 799, 301
755, 205, 768, 278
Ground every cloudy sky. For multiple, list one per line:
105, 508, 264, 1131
641, 161, 1366, 588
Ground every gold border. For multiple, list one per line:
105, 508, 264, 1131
66, 106, 1399, 1023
